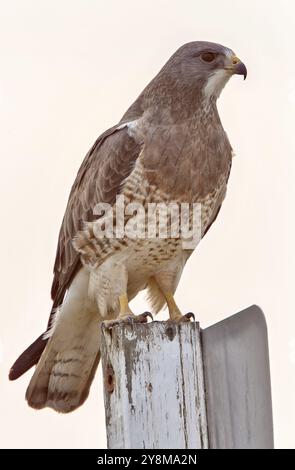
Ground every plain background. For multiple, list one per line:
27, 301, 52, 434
0, 0, 294, 448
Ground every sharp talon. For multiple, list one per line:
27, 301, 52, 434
185, 312, 195, 321
132, 312, 153, 323
170, 312, 196, 323
141, 311, 154, 322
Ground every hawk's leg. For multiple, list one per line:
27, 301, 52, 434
118, 293, 134, 319
164, 292, 195, 322
153, 271, 195, 322
102, 293, 153, 328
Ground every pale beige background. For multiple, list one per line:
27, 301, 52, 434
0, 0, 294, 449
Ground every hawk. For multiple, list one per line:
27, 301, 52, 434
9, 41, 247, 412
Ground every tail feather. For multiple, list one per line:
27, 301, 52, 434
25, 311, 101, 413
10, 268, 101, 413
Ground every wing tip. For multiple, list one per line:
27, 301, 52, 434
8, 367, 18, 381
8, 333, 48, 381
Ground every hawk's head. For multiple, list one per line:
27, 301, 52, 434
164, 41, 247, 100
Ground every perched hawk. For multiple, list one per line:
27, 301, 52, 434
9, 42, 246, 413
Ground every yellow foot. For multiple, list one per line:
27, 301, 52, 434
102, 312, 153, 329
168, 312, 195, 323
164, 291, 195, 322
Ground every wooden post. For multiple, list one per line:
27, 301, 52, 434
100, 321, 208, 449
100, 306, 273, 449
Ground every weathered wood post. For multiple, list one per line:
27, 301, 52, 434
100, 305, 274, 449
100, 321, 208, 449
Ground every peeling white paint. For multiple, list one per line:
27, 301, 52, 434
100, 322, 208, 449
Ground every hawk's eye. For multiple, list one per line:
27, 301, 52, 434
200, 52, 216, 63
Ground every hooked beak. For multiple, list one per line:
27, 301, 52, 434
226, 54, 247, 80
